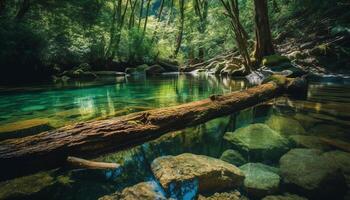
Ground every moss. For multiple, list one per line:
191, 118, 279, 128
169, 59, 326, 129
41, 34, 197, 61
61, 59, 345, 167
263, 75, 287, 86
127, 120, 141, 125
262, 55, 290, 66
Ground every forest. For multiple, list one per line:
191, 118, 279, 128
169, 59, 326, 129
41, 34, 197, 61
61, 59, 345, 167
0, 0, 350, 200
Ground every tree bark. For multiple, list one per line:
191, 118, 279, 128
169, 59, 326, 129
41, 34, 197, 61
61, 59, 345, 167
253, 0, 275, 63
174, 0, 185, 58
0, 81, 287, 181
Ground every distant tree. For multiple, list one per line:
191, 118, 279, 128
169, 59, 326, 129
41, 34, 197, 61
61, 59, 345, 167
174, 0, 185, 58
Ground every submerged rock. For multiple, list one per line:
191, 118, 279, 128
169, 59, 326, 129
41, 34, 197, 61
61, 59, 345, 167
0, 118, 54, 140
151, 153, 244, 199
262, 193, 308, 200
198, 190, 248, 200
220, 149, 247, 167
280, 148, 347, 199
99, 181, 166, 200
289, 135, 331, 151
240, 163, 280, 198
224, 123, 292, 162
265, 115, 306, 136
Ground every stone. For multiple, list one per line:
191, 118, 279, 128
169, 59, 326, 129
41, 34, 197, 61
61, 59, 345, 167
198, 190, 248, 200
265, 115, 306, 136
99, 181, 167, 200
280, 148, 347, 199
0, 118, 54, 140
289, 135, 331, 151
240, 163, 280, 198
323, 151, 350, 183
0, 172, 55, 200
263, 55, 290, 67
93, 71, 126, 77
145, 65, 166, 75
221, 65, 246, 76
223, 124, 292, 162
125, 64, 149, 75
220, 149, 247, 166
151, 153, 244, 199
262, 193, 308, 200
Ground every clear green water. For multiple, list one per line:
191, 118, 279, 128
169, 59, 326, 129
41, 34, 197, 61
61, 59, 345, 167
0, 74, 248, 140
0, 75, 349, 200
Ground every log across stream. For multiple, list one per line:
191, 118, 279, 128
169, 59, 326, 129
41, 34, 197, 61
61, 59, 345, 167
0, 78, 301, 181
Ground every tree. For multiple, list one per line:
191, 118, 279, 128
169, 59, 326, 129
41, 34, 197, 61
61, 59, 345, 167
220, 0, 252, 72
174, 0, 185, 58
253, 0, 274, 63
193, 0, 209, 61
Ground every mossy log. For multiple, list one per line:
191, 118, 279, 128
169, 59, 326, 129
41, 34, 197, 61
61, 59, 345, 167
0, 79, 298, 181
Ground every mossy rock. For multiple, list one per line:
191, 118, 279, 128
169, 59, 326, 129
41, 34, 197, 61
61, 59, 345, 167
0, 118, 54, 140
220, 149, 247, 166
265, 115, 306, 136
262, 55, 290, 67
223, 124, 292, 162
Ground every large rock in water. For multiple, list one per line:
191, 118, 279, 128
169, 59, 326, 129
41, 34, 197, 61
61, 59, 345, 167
239, 163, 280, 198
220, 149, 247, 167
265, 115, 306, 136
262, 193, 308, 200
198, 190, 248, 200
223, 124, 292, 162
151, 153, 245, 199
280, 148, 347, 199
99, 182, 166, 200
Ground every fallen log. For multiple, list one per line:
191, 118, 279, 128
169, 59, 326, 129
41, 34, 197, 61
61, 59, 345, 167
66, 156, 120, 170
0, 79, 295, 181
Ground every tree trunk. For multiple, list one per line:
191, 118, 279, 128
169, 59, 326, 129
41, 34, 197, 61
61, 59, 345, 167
15, 0, 30, 20
0, 81, 289, 181
253, 0, 275, 63
138, 0, 144, 29
174, 0, 185, 58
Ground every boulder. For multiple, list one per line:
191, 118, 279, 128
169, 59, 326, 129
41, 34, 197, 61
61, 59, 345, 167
223, 124, 292, 162
265, 115, 306, 136
262, 55, 306, 77
220, 149, 247, 166
262, 193, 308, 200
125, 64, 149, 75
240, 163, 280, 198
93, 71, 126, 77
289, 135, 331, 151
99, 181, 167, 200
151, 153, 244, 199
280, 148, 347, 199
198, 190, 248, 200
323, 151, 350, 182
145, 65, 166, 75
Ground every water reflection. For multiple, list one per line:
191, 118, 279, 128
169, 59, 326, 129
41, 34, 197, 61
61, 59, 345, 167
0, 74, 248, 140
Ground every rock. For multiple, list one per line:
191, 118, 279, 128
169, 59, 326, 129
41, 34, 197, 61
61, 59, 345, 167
289, 135, 331, 151
265, 115, 306, 136
198, 190, 247, 200
323, 151, 350, 182
280, 148, 347, 199
0, 118, 54, 140
223, 124, 292, 162
145, 65, 166, 75
73, 63, 91, 72
263, 55, 290, 67
151, 153, 244, 199
99, 181, 167, 200
125, 64, 149, 75
287, 51, 305, 60
0, 172, 55, 200
262, 193, 308, 200
240, 163, 280, 198
93, 71, 126, 77
220, 149, 247, 166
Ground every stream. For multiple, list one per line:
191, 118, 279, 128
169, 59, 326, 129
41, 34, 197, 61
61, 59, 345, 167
0, 73, 349, 200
